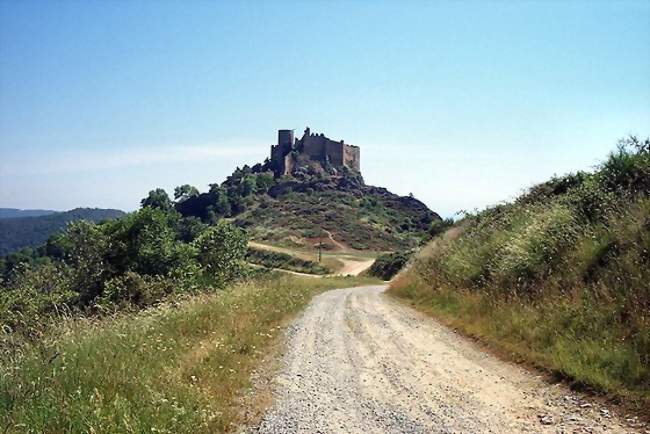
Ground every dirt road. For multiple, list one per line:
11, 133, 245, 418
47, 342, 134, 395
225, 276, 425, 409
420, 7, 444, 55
248, 285, 640, 433
248, 240, 374, 277
336, 258, 375, 276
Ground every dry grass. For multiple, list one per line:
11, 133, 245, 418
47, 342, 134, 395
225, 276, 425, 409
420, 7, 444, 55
389, 198, 650, 414
0, 274, 378, 433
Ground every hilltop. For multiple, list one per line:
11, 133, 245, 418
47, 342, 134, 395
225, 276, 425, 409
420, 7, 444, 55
176, 127, 440, 251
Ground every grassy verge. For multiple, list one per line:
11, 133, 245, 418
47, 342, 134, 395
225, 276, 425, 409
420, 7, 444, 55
390, 274, 650, 413
0, 274, 378, 433
387, 140, 650, 414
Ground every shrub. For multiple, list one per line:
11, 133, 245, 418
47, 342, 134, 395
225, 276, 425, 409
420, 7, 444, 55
0, 262, 74, 337
98, 272, 178, 309
563, 175, 616, 222
491, 204, 579, 289
193, 222, 247, 285
598, 136, 650, 194
428, 217, 454, 239
104, 207, 198, 278
368, 251, 411, 280
63, 220, 112, 305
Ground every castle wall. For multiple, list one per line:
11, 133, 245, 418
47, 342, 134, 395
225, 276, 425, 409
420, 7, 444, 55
343, 145, 360, 171
270, 128, 360, 177
282, 153, 294, 176
278, 129, 294, 148
325, 141, 344, 167
301, 134, 327, 159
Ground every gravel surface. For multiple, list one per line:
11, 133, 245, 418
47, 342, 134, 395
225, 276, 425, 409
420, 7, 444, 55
247, 285, 644, 434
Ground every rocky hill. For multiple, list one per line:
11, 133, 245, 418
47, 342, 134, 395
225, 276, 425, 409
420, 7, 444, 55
235, 177, 436, 251
176, 129, 439, 251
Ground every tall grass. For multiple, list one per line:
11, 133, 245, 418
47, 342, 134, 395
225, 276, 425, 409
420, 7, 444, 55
390, 140, 650, 411
0, 274, 377, 433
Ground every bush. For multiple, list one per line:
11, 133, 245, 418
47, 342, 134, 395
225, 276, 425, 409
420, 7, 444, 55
1, 208, 210, 337
598, 137, 650, 194
98, 272, 178, 309
104, 207, 199, 278
368, 251, 411, 280
491, 204, 579, 289
0, 262, 74, 338
428, 217, 454, 239
63, 220, 112, 305
193, 222, 247, 285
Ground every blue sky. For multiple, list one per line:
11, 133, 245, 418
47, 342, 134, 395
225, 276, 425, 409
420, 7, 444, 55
1, 0, 648, 217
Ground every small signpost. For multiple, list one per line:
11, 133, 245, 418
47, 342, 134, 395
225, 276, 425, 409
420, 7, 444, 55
317, 231, 323, 263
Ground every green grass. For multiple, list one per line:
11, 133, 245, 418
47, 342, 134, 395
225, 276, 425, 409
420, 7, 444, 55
389, 142, 650, 413
390, 276, 650, 411
0, 274, 378, 433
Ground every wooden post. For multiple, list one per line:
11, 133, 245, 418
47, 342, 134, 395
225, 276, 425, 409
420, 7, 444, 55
318, 231, 322, 263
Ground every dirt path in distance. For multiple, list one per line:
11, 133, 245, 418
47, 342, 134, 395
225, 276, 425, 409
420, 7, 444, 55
337, 258, 375, 276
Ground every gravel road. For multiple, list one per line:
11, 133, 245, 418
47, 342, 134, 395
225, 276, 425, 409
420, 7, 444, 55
247, 285, 644, 434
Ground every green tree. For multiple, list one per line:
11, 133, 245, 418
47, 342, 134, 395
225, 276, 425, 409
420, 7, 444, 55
213, 190, 232, 217
240, 175, 257, 197
105, 207, 196, 278
174, 184, 199, 203
193, 221, 247, 285
255, 172, 275, 193
141, 188, 173, 211
63, 220, 112, 304
176, 216, 208, 243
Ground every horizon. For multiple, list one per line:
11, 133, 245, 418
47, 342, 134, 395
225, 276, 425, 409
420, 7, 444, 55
1, 1, 649, 217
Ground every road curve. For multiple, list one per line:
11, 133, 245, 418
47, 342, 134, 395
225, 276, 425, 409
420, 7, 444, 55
247, 285, 639, 434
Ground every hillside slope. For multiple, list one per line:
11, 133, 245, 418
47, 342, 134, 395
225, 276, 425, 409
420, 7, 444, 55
235, 179, 437, 251
177, 166, 439, 252
390, 137, 650, 411
0, 208, 125, 256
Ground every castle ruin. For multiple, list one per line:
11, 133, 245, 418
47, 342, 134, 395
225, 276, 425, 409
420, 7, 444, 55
270, 127, 360, 177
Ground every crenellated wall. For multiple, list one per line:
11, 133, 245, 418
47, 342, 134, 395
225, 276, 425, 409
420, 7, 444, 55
270, 127, 360, 176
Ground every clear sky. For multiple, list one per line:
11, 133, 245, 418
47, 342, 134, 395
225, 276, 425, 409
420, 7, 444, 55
1, 0, 648, 217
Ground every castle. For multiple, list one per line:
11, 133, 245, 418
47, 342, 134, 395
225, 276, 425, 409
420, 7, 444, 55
270, 127, 360, 177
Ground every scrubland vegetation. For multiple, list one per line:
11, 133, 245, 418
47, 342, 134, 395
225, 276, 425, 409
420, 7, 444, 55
173, 163, 437, 251
246, 247, 330, 275
0, 274, 375, 433
367, 251, 412, 280
0, 206, 246, 341
390, 137, 650, 410
0, 183, 378, 432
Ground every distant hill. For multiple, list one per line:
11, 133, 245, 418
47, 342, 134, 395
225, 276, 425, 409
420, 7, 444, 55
0, 208, 57, 219
0, 208, 125, 256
